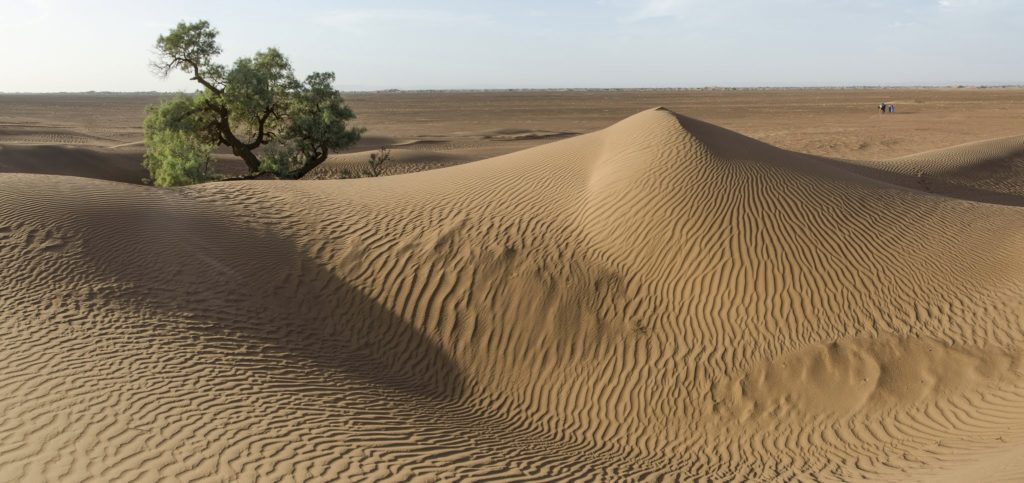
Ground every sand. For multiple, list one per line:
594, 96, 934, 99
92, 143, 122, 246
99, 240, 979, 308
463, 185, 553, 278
2, 96, 1024, 480
6, 88, 1024, 181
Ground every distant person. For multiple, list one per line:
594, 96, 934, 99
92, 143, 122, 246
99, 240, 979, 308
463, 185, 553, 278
880, 102, 887, 114
889, 103, 895, 113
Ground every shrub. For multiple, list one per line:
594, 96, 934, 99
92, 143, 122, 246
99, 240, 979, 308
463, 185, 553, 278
365, 147, 391, 177
143, 20, 363, 184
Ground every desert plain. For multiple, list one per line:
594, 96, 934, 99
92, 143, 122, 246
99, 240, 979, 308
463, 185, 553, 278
2, 87, 1024, 481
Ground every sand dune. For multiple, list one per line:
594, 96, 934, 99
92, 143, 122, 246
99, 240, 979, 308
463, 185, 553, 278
8, 88, 1024, 186
888, 136, 1024, 200
307, 148, 474, 178
0, 144, 147, 183
2, 108, 1023, 480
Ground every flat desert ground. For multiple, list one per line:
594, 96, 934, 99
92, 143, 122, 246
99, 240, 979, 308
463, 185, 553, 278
2, 88, 1024, 481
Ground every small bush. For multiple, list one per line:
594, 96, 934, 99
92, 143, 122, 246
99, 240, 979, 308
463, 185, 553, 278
303, 148, 392, 180
365, 147, 391, 177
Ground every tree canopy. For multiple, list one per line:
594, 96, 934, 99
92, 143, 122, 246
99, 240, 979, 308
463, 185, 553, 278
143, 20, 363, 186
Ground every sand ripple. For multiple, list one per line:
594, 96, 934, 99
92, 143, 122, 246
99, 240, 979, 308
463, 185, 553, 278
2, 108, 1023, 481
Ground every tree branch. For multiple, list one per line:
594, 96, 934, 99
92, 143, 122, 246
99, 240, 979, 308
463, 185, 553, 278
173, 56, 222, 94
245, 107, 276, 150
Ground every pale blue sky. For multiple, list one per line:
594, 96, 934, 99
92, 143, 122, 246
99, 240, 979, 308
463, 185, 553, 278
2, 0, 1023, 92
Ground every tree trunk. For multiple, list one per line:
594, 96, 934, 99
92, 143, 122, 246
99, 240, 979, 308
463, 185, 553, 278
288, 151, 328, 180
216, 116, 262, 173
230, 143, 262, 173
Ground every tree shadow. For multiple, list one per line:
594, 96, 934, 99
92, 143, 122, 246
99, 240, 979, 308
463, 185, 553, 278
72, 195, 464, 401
0, 145, 147, 183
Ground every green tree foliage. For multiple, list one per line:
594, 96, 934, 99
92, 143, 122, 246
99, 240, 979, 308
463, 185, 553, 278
143, 20, 363, 185
143, 96, 216, 186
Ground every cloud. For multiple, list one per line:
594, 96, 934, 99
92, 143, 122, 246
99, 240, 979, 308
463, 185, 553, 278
936, 0, 1017, 9
888, 20, 918, 29
315, 8, 491, 32
1, 0, 53, 26
937, 0, 978, 7
624, 0, 694, 21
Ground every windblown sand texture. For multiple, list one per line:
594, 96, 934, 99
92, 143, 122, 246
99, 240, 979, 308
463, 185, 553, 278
7, 88, 1024, 182
2, 107, 1024, 481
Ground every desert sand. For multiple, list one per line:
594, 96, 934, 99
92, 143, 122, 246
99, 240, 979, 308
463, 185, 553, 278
6, 88, 1024, 181
2, 91, 1024, 480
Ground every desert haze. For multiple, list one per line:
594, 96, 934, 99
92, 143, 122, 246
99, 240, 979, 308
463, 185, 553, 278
2, 88, 1024, 481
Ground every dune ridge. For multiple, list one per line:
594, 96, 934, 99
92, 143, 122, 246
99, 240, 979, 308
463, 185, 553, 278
2, 108, 1023, 481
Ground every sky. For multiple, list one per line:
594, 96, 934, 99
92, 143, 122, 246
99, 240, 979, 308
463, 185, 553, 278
2, 0, 1023, 92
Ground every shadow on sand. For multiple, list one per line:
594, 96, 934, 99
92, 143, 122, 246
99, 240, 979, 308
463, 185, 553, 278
70, 193, 465, 402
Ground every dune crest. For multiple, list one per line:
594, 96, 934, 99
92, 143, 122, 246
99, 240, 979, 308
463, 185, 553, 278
2, 108, 1024, 480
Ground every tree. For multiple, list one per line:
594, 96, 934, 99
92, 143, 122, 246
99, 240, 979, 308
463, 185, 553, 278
143, 20, 363, 185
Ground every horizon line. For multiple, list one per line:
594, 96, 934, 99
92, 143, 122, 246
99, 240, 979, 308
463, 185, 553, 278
3, 84, 1024, 96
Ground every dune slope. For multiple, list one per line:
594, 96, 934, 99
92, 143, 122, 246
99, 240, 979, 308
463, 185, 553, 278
2, 108, 1024, 481
0, 145, 148, 183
